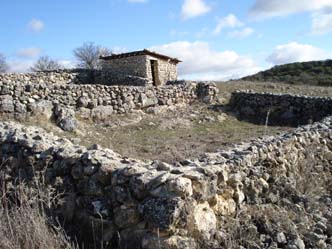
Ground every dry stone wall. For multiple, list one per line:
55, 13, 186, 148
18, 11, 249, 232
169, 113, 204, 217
0, 79, 218, 124
230, 90, 332, 126
0, 71, 81, 84
1, 113, 332, 248
0, 70, 151, 87
102, 55, 148, 79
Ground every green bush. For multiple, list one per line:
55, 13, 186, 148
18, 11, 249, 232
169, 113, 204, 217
243, 59, 332, 86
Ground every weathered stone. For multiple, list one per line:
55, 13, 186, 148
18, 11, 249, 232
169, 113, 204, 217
141, 235, 197, 249
187, 202, 217, 240
77, 96, 90, 108
58, 117, 78, 132
210, 194, 236, 216
29, 100, 53, 119
276, 232, 287, 245
140, 197, 185, 231
166, 177, 193, 197
114, 206, 141, 229
0, 95, 14, 112
140, 93, 158, 108
91, 105, 114, 121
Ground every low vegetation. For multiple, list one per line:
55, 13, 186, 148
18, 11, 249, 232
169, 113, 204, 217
217, 80, 332, 103
24, 103, 292, 163
0, 168, 77, 249
242, 60, 332, 86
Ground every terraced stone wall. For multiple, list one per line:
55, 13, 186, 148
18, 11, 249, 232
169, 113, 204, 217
0, 113, 331, 248
230, 91, 332, 126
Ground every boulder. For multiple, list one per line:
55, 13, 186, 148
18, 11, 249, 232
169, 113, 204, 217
140, 197, 185, 231
187, 202, 217, 240
166, 177, 193, 197
28, 100, 53, 119
210, 194, 236, 216
54, 105, 78, 131
91, 105, 114, 121
139, 93, 158, 108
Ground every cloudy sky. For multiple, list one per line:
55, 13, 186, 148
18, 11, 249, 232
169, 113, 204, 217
1, 0, 332, 80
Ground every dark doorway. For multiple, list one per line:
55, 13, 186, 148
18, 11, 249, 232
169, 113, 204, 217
150, 60, 160, 86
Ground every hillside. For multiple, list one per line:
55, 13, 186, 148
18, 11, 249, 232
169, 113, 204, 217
242, 60, 332, 86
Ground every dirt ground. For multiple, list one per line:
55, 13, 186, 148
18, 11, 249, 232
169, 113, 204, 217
25, 103, 292, 163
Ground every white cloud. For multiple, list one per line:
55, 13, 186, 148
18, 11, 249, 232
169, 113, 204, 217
111, 46, 128, 54
16, 47, 42, 58
128, 0, 148, 3
58, 60, 75, 69
8, 60, 34, 73
311, 12, 332, 34
250, 0, 332, 19
181, 0, 211, 20
213, 14, 243, 35
267, 42, 327, 65
27, 18, 44, 32
150, 41, 260, 80
228, 27, 254, 39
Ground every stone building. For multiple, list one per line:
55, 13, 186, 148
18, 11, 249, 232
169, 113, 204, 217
100, 49, 181, 86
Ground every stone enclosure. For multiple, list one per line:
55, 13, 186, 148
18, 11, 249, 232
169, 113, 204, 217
1, 99, 332, 248
0, 71, 218, 131
230, 90, 332, 126
1, 71, 332, 248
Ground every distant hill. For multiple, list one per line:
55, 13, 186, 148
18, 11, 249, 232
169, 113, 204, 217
242, 60, 332, 86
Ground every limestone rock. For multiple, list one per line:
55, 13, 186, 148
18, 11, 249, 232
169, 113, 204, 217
140, 197, 185, 231
28, 100, 53, 119
0, 95, 14, 112
114, 206, 141, 229
140, 93, 158, 108
54, 105, 78, 131
187, 202, 217, 240
210, 194, 236, 216
91, 105, 114, 121
166, 177, 193, 197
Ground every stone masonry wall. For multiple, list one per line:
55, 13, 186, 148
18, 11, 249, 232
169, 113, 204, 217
0, 69, 152, 87
1, 113, 332, 248
145, 55, 178, 86
230, 90, 332, 126
0, 71, 82, 84
0, 79, 218, 123
102, 55, 178, 86
102, 55, 151, 84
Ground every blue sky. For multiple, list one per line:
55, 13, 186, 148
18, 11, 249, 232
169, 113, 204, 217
1, 0, 332, 80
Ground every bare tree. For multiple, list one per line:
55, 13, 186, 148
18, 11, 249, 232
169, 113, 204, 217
73, 42, 111, 70
0, 53, 9, 73
30, 56, 63, 72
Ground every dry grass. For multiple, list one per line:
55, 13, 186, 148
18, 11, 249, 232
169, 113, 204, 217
216, 80, 332, 103
24, 104, 292, 163
0, 167, 78, 249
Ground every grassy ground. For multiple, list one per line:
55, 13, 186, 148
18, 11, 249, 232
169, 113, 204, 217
25, 103, 292, 163
217, 80, 332, 102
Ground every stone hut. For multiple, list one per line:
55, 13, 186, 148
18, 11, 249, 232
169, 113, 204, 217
100, 49, 181, 86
